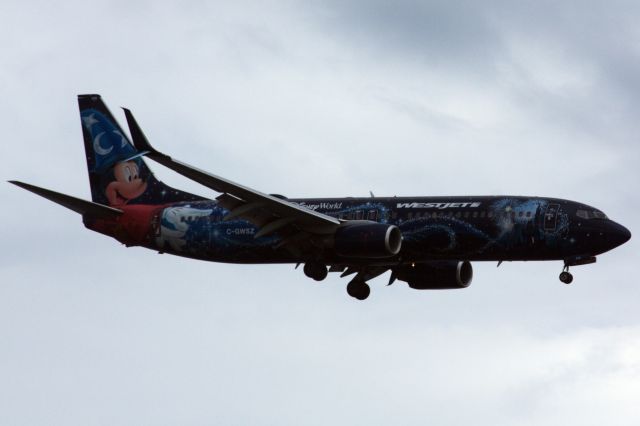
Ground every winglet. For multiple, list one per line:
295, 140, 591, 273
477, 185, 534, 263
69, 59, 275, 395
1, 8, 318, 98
122, 107, 163, 157
9, 180, 123, 219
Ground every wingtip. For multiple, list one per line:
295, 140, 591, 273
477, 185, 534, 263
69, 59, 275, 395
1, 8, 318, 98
121, 109, 160, 155
9, 180, 36, 191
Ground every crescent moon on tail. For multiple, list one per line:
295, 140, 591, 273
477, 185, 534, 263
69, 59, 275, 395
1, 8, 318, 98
93, 132, 112, 156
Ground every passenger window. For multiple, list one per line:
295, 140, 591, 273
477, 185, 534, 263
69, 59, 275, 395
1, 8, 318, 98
487, 211, 493, 218
464, 212, 470, 218
455, 212, 461, 218
526, 211, 531, 218
391, 211, 397, 219
480, 211, 486, 218
355, 210, 363, 220
472, 211, 478, 218
367, 210, 378, 221
518, 211, 523, 217
408, 212, 414, 219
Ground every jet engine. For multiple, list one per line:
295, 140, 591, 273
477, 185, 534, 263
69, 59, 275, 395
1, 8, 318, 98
396, 261, 473, 289
334, 221, 402, 258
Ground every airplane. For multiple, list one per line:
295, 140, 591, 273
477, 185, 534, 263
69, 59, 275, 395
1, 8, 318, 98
10, 94, 631, 300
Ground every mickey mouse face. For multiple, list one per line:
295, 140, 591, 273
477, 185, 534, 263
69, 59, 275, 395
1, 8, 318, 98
105, 161, 148, 206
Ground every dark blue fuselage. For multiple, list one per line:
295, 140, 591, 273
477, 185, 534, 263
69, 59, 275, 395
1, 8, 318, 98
144, 196, 630, 266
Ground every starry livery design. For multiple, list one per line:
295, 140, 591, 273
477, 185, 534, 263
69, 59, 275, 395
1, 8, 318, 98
10, 95, 632, 300
78, 96, 203, 207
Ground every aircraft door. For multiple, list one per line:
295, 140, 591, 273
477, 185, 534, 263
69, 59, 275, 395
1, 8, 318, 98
543, 204, 560, 231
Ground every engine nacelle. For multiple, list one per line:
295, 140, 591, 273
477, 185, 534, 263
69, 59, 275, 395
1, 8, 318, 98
334, 221, 402, 258
396, 261, 473, 289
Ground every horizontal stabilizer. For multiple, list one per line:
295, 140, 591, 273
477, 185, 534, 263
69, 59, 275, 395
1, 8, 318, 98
9, 180, 123, 219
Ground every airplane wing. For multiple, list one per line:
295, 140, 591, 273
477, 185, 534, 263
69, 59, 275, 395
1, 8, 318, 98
122, 109, 340, 241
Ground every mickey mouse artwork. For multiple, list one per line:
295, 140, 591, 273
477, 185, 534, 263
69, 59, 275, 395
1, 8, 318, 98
81, 109, 150, 206
105, 160, 147, 206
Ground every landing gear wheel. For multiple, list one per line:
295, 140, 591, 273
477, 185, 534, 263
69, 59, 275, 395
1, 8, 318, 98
347, 280, 370, 300
303, 262, 328, 281
559, 271, 573, 284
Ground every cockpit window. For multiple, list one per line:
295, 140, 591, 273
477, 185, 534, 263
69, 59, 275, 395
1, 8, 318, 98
576, 209, 608, 220
593, 211, 608, 219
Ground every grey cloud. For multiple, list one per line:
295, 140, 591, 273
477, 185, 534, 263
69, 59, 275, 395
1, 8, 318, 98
311, 0, 640, 150
321, 0, 503, 65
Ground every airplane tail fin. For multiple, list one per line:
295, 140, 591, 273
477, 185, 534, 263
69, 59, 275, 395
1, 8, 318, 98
78, 94, 203, 207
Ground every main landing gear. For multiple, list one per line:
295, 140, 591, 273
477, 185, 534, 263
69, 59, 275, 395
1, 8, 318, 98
303, 261, 328, 281
559, 265, 573, 284
303, 262, 371, 300
347, 278, 370, 300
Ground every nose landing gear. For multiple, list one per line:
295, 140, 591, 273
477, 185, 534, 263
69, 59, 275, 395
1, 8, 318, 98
559, 265, 573, 284
559, 256, 596, 284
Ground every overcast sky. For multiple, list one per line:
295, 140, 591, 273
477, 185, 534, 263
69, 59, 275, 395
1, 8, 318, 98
1, 1, 639, 425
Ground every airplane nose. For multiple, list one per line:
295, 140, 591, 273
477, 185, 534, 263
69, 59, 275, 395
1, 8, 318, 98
607, 221, 631, 248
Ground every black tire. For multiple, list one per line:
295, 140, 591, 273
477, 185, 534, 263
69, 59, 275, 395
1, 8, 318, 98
355, 283, 370, 300
346, 280, 359, 297
347, 280, 370, 300
559, 271, 573, 284
304, 262, 328, 281
314, 264, 328, 281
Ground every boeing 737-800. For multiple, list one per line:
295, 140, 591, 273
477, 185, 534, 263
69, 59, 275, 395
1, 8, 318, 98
10, 95, 631, 300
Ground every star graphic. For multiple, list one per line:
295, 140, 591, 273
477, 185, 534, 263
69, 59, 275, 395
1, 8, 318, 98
82, 113, 99, 128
